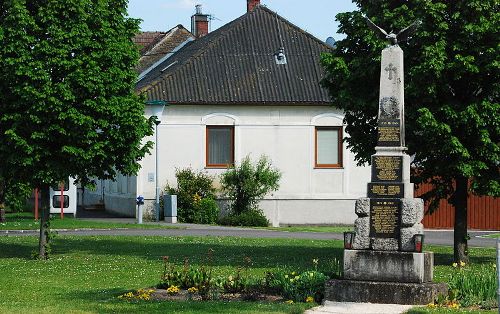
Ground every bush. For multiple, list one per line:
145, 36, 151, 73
4, 182, 32, 213
193, 198, 220, 225
220, 155, 281, 215
448, 263, 498, 308
165, 168, 216, 223
265, 270, 328, 303
218, 209, 269, 227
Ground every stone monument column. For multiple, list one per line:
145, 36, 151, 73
324, 19, 448, 305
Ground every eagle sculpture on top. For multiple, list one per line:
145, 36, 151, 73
365, 16, 420, 46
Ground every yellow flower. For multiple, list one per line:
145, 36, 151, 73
187, 287, 198, 293
166, 285, 180, 295
427, 302, 436, 308
459, 261, 466, 267
285, 300, 294, 304
306, 296, 314, 303
452, 262, 458, 268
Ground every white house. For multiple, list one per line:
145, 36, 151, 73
84, 1, 371, 226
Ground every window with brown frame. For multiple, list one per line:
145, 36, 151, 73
315, 126, 343, 168
206, 126, 234, 168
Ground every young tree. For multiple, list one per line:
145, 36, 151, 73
321, 0, 499, 262
221, 155, 281, 215
0, 0, 154, 258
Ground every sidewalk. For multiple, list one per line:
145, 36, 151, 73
305, 301, 414, 314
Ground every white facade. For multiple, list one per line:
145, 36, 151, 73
85, 104, 371, 225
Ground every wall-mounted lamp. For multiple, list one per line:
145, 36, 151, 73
344, 231, 356, 249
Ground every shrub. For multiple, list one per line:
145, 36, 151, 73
4, 182, 32, 212
448, 263, 498, 308
220, 155, 280, 215
265, 269, 328, 303
193, 198, 220, 225
218, 209, 269, 227
165, 168, 216, 223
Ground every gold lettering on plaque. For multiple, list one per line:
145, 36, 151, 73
370, 184, 401, 196
371, 201, 399, 235
374, 156, 401, 181
378, 126, 400, 142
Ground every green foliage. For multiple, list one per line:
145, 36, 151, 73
221, 155, 281, 215
0, 0, 154, 188
4, 182, 32, 212
165, 168, 216, 223
193, 198, 220, 225
320, 0, 499, 202
159, 250, 215, 300
448, 263, 498, 308
218, 209, 269, 227
0, 0, 154, 258
265, 270, 328, 303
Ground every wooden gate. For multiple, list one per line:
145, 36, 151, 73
415, 183, 500, 230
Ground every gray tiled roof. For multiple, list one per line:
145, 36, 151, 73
138, 5, 333, 105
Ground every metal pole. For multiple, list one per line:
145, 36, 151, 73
60, 183, 64, 219
34, 188, 39, 220
155, 120, 160, 222
137, 204, 143, 224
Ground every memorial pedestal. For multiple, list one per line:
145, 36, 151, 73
343, 250, 433, 283
325, 279, 448, 305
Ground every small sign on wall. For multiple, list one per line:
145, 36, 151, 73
148, 173, 155, 182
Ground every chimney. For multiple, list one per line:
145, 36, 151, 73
247, 0, 260, 12
191, 4, 209, 38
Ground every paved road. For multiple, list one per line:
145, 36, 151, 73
1, 219, 497, 248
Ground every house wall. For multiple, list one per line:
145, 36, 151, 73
86, 104, 371, 225
83, 174, 137, 217
151, 104, 369, 225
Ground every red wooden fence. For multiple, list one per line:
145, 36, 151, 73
415, 183, 500, 230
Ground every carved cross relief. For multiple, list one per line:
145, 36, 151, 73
385, 63, 397, 80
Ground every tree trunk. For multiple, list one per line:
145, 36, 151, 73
0, 207, 5, 223
453, 176, 469, 263
38, 185, 51, 259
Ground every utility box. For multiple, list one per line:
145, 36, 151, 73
163, 194, 177, 223
50, 177, 77, 217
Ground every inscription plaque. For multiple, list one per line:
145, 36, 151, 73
369, 199, 401, 238
377, 119, 401, 146
371, 156, 403, 182
367, 183, 404, 198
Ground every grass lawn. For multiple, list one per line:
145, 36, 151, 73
482, 233, 500, 239
0, 235, 497, 313
0, 212, 183, 231
264, 226, 353, 233
0, 235, 338, 313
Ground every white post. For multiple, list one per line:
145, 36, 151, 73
137, 204, 143, 224
497, 238, 499, 309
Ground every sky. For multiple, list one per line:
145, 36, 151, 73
127, 0, 358, 42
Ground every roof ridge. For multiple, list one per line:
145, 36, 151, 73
258, 5, 334, 51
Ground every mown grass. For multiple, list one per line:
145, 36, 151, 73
0, 235, 342, 313
263, 226, 353, 233
482, 233, 500, 239
0, 235, 496, 313
0, 212, 183, 231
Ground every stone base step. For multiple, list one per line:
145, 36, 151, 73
325, 279, 447, 305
